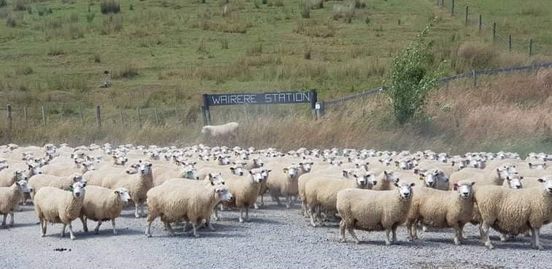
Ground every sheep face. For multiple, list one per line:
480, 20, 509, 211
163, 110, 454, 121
72, 174, 87, 185
260, 169, 271, 181
505, 176, 523, 189
529, 162, 546, 170
496, 166, 516, 180
28, 164, 43, 177
394, 182, 414, 200
353, 172, 375, 189
383, 170, 398, 183
72, 182, 86, 198
16, 180, 30, 193
15, 170, 28, 181
115, 188, 131, 203
137, 161, 153, 175
229, 163, 246, 176
215, 185, 233, 202
254, 158, 264, 167
299, 162, 313, 173
283, 166, 300, 179
217, 156, 231, 165
183, 167, 199, 180
208, 173, 225, 185
249, 170, 265, 183
453, 182, 475, 199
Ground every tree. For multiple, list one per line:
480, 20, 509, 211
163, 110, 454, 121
388, 25, 440, 124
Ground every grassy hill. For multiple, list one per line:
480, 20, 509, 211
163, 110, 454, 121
0, 0, 551, 152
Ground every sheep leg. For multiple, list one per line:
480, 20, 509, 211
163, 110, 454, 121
1, 214, 6, 227
140, 203, 145, 217
111, 219, 117, 235
207, 221, 215, 231
285, 196, 291, 209
301, 200, 309, 217
339, 220, 347, 243
348, 227, 360, 244
385, 229, 391, 245
40, 219, 47, 237
164, 222, 175, 236
7, 212, 13, 227
94, 221, 102, 234
245, 207, 249, 221
239, 208, 245, 223
392, 226, 398, 243
453, 227, 461, 245
61, 224, 67, 237
191, 223, 199, 237
145, 221, 153, 237
134, 201, 140, 218
68, 223, 76, 240
481, 223, 494, 249
80, 216, 88, 232
532, 227, 543, 250
308, 205, 317, 227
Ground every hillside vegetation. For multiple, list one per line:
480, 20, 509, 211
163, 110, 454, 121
0, 0, 551, 153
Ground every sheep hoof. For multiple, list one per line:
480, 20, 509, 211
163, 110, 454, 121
354, 240, 360, 244
239, 218, 244, 223
485, 242, 494, 250
454, 239, 461, 245
339, 238, 346, 243
70, 236, 76, 240
193, 233, 200, 238
41, 233, 46, 237
537, 245, 544, 250
145, 233, 152, 238
385, 241, 391, 246
113, 230, 118, 235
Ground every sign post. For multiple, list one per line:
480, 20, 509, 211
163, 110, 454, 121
202, 90, 317, 124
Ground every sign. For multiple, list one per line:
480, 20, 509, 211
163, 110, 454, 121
204, 90, 316, 107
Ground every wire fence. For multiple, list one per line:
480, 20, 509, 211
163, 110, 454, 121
319, 61, 552, 112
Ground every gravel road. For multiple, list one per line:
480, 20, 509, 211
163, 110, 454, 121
1, 197, 550, 269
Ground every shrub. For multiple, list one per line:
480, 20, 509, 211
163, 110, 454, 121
457, 42, 498, 69
300, 1, 310, 18
14, 0, 27, 11
388, 25, 440, 124
0, 0, 6, 8
100, 0, 120, 14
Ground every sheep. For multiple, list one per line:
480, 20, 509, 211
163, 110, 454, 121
145, 176, 233, 237
79, 186, 130, 235
28, 173, 85, 197
405, 181, 476, 245
0, 168, 28, 187
475, 177, 552, 250
95, 161, 154, 218
414, 168, 450, 190
0, 180, 30, 227
371, 170, 399, 191
336, 180, 415, 245
305, 170, 376, 227
224, 168, 269, 223
201, 122, 239, 138
34, 182, 87, 240
266, 162, 312, 208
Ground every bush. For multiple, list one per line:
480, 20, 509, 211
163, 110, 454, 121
100, 0, 120, 14
14, 0, 27, 11
300, 1, 310, 18
388, 25, 440, 124
457, 42, 498, 69
0, 0, 6, 8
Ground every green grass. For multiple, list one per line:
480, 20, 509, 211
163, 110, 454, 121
0, 0, 550, 150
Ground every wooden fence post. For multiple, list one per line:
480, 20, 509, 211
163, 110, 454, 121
465, 6, 468, 25
154, 107, 160, 125
492, 22, 496, 42
508, 34, 512, 52
41, 106, 46, 126
96, 105, 101, 128
472, 70, 477, 87
440, 0, 444, 7
79, 106, 84, 125
451, 0, 455, 15
137, 108, 142, 127
478, 15, 482, 32
119, 110, 124, 125
529, 39, 533, 56
174, 106, 179, 123
7, 104, 13, 134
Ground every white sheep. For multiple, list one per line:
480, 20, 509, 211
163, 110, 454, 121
0, 180, 30, 227
0, 168, 28, 187
305, 170, 376, 227
405, 181, 476, 245
336, 180, 415, 245
224, 168, 269, 223
28, 173, 85, 197
266, 162, 312, 208
90, 161, 153, 218
145, 177, 232, 237
34, 182, 87, 240
201, 122, 239, 138
475, 177, 552, 249
79, 186, 130, 234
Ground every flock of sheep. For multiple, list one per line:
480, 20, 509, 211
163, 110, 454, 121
1, 141, 552, 250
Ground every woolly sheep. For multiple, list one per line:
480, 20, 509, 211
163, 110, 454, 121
224, 168, 270, 223
305, 170, 376, 227
28, 173, 85, 197
34, 182, 87, 240
79, 186, 130, 235
145, 177, 232, 237
0, 168, 28, 187
91, 161, 153, 218
201, 122, 239, 138
475, 177, 552, 249
266, 162, 312, 208
406, 181, 476, 245
336, 180, 415, 245
0, 180, 30, 227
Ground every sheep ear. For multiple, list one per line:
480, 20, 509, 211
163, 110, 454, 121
471, 181, 476, 186
249, 170, 253, 175
519, 176, 524, 180
538, 178, 545, 183
267, 170, 272, 173
410, 183, 415, 187
114, 190, 120, 195
283, 168, 288, 173
453, 183, 459, 191
229, 167, 235, 171
394, 182, 400, 188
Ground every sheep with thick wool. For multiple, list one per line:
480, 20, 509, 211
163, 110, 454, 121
90, 161, 153, 218
0, 168, 27, 187
34, 182, 87, 240
336, 180, 415, 245
224, 168, 270, 223
28, 173, 85, 197
266, 162, 312, 208
79, 186, 130, 235
0, 180, 30, 227
145, 176, 232, 237
475, 177, 552, 250
305, 170, 376, 227
201, 122, 239, 138
406, 180, 476, 245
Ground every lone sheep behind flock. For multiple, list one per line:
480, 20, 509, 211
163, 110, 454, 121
4, 143, 552, 251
